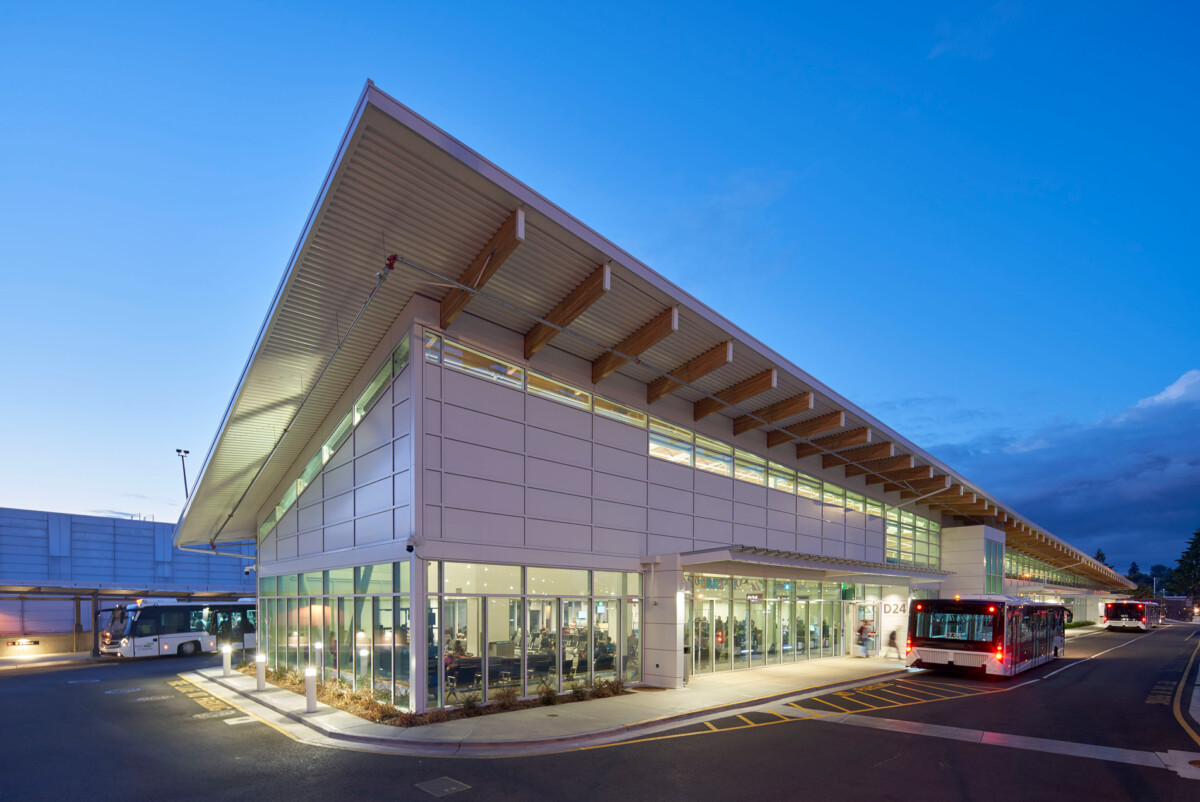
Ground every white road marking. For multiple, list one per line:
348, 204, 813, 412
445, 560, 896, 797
193, 709, 237, 719
818, 714, 1200, 779
223, 715, 257, 725
1043, 632, 1156, 679
134, 695, 173, 702
105, 687, 142, 694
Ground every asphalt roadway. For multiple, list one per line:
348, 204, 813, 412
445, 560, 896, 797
2, 625, 1197, 801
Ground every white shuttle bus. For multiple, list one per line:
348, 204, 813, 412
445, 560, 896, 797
99, 600, 256, 658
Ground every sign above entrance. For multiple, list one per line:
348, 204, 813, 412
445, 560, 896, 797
746, 593, 763, 602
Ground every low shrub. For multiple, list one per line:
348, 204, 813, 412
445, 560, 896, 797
537, 680, 559, 706
1065, 620, 1095, 629
568, 680, 589, 701
459, 692, 482, 714
493, 685, 520, 710
425, 708, 449, 724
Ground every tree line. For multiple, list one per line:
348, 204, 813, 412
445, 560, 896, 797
1094, 525, 1200, 600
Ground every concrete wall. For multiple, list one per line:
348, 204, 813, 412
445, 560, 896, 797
418, 312, 892, 568
0, 507, 254, 591
938, 524, 1004, 597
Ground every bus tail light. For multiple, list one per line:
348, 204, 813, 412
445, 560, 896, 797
905, 637, 912, 655
995, 649, 1003, 662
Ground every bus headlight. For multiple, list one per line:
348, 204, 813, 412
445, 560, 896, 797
120, 638, 128, 647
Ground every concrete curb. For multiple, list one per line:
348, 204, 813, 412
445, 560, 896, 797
187, 665, 912, 756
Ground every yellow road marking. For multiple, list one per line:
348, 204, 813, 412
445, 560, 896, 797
736, 714, 754, 725
873, 686, 931, 702
809, 697, 855, 713
850, 689, 908, 706
1170, 633, 1200, 748
622, 668, 902, 726
704, 721, 718, 731
175, 674, 302, 744
903, 679, 979, 695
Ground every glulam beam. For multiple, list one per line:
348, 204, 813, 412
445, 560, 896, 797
693, 369, 777, 421
795, 427, 871, 459
440, 208, 526, 329
591, 306, 679, 384
843, 454, 914, 478
524, 263, 611, 359
648, 341, 734, 404
766, 411, 844, 448
733, 393, 813, 436
822, 442, 895, 469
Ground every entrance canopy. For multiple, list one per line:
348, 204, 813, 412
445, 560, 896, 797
681, 545, 952, 584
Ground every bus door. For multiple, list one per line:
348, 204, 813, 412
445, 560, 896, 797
130, 611, 160, 656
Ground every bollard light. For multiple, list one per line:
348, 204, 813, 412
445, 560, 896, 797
313, 642, 324, 682
221, 644, 232, 677
305, 666, 317, 713
255, 653, 266, 692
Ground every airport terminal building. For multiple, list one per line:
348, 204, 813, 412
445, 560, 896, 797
174, 83, 1133, 712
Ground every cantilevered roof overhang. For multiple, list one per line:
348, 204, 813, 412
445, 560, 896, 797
681, 546, 953, 584
173, 81, 1132, 594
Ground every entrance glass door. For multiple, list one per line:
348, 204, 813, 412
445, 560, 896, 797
857, 603, 879, 657
732, 603, 751, 668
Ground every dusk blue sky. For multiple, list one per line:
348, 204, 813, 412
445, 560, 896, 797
2, 3, 1197, 573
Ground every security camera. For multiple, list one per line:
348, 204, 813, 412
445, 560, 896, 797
406, 543, 414, 553
244, 565, 254, 575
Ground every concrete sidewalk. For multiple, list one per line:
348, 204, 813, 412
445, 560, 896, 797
187, 656, 911, 757
182, 625, 1113, 756
0, 650, 97, 671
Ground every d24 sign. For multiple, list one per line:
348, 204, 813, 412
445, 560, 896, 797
883, 603, 907, 615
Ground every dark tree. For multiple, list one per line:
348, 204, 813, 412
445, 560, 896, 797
1150, 564, 1171, 580
1094, 548, 1114, 569
1166, 527, 1200, 599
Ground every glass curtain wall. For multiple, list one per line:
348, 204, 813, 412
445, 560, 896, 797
262, 560, 644, 710
260, 561, 412, 710
427, 562, 643, 709
687, 574, 856, 676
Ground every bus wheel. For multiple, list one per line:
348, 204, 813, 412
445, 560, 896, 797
178, 641, 199, 657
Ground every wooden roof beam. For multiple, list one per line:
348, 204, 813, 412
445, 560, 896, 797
648, 341, 733, 404
796, 427, 872, 459
766, 411, 845, 448
592, 306, 679, 383
907, 475, 951, 492
734, 393, 813, 435
440, 208, 526, 329
524, 262, 610, 359
694, 369, 777, 421
844, 454, 914, 478
823, 442, 895, 469
879, 465, 934, 482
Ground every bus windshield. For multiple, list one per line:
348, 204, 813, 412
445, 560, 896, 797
103, 607, 133, 637
912, 603, 996, 644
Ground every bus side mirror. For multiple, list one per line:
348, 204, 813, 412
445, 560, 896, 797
1066, 610, 1073, 623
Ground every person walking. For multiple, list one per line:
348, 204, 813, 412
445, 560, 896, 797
857, 620, 869, 657
886, 628, 902, 659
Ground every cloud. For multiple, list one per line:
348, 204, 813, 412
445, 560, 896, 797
926, 370, 1200, 571
1132, 369, 1200, 410
89, 509, 139, 519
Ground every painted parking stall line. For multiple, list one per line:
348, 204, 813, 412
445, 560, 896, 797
169, 677, 232, 714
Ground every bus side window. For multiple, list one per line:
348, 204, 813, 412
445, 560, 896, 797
161, 610, 190, 635
134, 615, 158, 638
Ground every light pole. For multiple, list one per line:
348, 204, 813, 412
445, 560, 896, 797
176, 449, 190, 500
